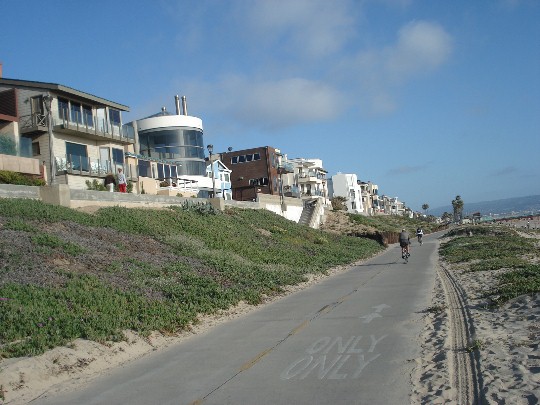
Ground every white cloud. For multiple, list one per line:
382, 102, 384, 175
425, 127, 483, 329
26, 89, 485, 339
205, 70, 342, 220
185, 75, 346, 131
384, 21, 453, 81
340, 20, 453, 115
241, 0, 357, 58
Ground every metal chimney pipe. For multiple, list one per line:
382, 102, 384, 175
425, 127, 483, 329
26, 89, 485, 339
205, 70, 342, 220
174, 95, 181, 115
181, 96, 187, 115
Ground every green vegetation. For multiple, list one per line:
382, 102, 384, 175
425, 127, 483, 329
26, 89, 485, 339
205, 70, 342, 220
0, 199, 383, 358
0, 170, 45, 186
440, 226, 540, 305
348, 212, 441, 234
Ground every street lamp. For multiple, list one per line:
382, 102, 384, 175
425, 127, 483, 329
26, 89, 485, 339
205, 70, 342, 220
206, 144, 216, 198
43, 94, 55, 185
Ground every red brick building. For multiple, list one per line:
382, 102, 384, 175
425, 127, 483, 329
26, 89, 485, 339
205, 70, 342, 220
219, 146, 281, 201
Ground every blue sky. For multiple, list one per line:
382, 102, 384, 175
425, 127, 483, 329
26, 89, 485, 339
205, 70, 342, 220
2, 0, 539, 210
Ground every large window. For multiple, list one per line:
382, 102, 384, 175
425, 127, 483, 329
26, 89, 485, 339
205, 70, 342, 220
112, 148, 124, 164
82, 105, 93, 127
58, 98, 69, 120
109, 109, 121, 126
138, 127, 205, 176
70, 102, 82, 124
138, 160, 152, 178
66, 142, 88, 171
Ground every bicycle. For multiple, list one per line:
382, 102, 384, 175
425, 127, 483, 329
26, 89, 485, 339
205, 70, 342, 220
401, 245, 410, 263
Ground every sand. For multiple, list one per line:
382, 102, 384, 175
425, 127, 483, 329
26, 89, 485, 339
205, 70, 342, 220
2, 245, 539, 404
411, 236, 540, 404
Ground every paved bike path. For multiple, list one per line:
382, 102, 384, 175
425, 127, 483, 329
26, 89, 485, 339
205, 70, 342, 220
36, 235, 439, 405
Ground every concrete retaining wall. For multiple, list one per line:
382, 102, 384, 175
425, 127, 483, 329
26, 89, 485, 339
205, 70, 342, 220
0, 184, 41, 199
0, 184, 325, 228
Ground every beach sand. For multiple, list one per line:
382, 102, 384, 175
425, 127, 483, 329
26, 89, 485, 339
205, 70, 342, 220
411, 234, 540, 404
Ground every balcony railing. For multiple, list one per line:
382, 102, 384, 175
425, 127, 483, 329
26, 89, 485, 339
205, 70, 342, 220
55, 155, 137, 180
55, 110, 135, 143
277, 162, 295, 174
19, 114, 47, 132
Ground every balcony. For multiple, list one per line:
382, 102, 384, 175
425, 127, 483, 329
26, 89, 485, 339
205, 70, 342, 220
298, 171, 326, 184
55, 112, 135, 145
20, 112, 135, 144
19, 113, 48, 136
277, 162, 295, 174
55, 155, 137, 180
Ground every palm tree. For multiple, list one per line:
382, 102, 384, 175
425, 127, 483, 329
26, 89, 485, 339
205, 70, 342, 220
421, 203, 429, 216
451, 195, 464, 223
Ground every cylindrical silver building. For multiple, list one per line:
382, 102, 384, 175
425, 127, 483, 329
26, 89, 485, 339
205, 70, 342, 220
135, 107, 205, 176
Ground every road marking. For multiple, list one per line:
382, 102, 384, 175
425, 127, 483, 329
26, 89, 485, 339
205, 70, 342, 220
280, 335, 387, 380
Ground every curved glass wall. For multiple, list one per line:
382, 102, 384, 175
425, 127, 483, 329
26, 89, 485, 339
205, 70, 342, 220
138, 127, 206, 176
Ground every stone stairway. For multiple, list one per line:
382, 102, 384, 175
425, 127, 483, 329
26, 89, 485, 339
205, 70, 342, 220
298, 201, 316, 226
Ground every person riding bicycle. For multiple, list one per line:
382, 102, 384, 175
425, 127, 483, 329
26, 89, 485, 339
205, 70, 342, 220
399, 229, 410, 258
416, 227, 424, 244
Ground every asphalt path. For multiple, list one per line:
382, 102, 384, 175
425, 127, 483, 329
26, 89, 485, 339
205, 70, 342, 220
36, 234, 440, 405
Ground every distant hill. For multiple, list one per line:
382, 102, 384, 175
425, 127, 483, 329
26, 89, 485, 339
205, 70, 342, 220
430, 195, 540, 217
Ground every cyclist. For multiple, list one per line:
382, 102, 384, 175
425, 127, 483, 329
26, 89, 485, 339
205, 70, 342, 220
416, 227, 424, 245
399, 229, 411, 258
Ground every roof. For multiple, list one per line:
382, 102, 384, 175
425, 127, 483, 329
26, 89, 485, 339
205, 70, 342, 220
0, 78, 129, 111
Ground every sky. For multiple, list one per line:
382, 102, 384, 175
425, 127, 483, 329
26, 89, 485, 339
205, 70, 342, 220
2, 0, 539, 211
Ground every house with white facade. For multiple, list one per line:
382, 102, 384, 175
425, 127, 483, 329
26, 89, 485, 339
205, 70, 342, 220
281, 157, 328, 202
328, 172, 365, 214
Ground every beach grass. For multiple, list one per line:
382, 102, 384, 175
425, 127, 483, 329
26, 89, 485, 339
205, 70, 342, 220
440, 226, 540, 305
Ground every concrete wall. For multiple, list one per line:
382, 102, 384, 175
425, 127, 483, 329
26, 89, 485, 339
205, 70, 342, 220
69, 188, 207, 210
0, 184, 41, 199
257, 194, 304, 223
0, 184, 324, 228
0, 154, 40, 175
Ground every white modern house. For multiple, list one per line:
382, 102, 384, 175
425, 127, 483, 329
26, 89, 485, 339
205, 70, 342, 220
328, 172, 365, 214
281, 157, 328, 202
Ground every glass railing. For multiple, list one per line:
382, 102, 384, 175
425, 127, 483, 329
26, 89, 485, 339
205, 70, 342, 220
53, 110, 134, 143
55, 155, 137, 179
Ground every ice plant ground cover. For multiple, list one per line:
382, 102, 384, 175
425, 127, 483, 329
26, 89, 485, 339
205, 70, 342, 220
0, 198, 409, 359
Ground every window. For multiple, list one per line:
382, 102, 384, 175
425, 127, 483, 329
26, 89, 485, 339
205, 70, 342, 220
221, 172, 230, 182
170, 165, 178, 179
231, 156, 238, 164
250, 177, 268, 186
112, 148, 124, 164
246, 154, 253, 162
66, 142, 88, 171
109, 109, 121, 126
58, 98, 69, 120
82, 105, 93, 127
70, 102, 82, 124
32, 142, 40, 156
138, 160, 151, 178
253, 153, 261, 160
238, 155, 246, 163
157, 163, 165, 179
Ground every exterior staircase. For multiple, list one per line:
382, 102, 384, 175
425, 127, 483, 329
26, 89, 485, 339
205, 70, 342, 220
298, 200, 316, 226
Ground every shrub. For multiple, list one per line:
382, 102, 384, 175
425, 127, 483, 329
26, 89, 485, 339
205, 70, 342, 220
85, 179, 107, 191
331, 196, 347, 211
0, 170, 45, 186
